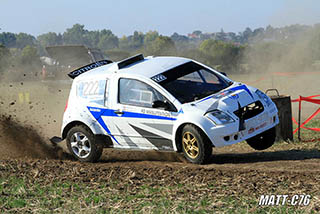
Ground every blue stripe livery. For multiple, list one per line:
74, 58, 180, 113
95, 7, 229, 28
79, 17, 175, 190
196, 84, 254, 104
87, 107, 176, 144
88, 107, 176, 121
87, 107, 120, 144
229, 85, 254, 99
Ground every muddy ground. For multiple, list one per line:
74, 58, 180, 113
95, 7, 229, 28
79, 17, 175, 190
0, 74, 320, 212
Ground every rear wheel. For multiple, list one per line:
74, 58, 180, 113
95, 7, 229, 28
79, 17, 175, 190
181, 124, 212, 164
246, 127, 276, 150
66, 125, 103, 162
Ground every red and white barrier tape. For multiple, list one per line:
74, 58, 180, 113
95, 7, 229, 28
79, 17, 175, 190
291, 95, 320, 134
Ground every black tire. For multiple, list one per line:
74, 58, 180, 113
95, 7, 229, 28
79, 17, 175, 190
181, 124, 212, 164
246, 127, 276, 150
66, 125, 103, 162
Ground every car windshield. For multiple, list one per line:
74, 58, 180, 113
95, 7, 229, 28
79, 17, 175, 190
153, 61, 233, 104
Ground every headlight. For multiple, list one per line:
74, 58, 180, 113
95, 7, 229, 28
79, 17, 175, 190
206, 110, 235, 125
255, 89, 272, 106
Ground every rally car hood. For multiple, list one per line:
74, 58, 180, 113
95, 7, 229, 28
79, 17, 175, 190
181, 83, 259, 115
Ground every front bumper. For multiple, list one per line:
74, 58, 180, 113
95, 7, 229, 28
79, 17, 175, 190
206, 109, 279, 147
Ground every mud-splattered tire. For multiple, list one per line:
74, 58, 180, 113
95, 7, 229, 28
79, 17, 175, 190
181, 124, 212, 164
246, 127, 276, 150
66, 125, 103, 162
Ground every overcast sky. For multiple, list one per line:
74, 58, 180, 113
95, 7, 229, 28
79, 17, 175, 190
1, 0, 320, 36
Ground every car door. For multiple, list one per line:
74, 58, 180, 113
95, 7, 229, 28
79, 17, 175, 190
110, 77, 177, 150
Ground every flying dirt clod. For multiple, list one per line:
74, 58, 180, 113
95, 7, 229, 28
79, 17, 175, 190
0, 114, 69, 160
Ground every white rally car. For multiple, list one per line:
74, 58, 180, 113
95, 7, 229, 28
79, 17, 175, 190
52, 54, 279, 164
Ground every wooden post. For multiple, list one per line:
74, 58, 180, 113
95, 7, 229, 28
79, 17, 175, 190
270, 95, 294, 142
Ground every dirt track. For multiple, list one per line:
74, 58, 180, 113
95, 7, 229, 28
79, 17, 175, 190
0, 78, 320, 175
1, 146, 320, 212
0, 78, 320, 212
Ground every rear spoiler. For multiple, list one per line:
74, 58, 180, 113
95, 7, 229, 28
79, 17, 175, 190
68, 59, 113, 79
117, 54, 144, 69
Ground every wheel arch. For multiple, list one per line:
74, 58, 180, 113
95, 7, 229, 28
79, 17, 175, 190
62, 121, 93, 139
174, 122, 214, 152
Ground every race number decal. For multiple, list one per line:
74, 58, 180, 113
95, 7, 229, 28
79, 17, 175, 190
151, 74, 167, 83
77, 80, 106, 104
83, 81, 99, 96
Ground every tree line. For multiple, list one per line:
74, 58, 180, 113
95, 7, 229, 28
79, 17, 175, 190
1, 23, 320, 74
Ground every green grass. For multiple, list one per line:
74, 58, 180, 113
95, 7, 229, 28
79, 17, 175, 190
0, 176, 318, 213
1, 121, 319, 213
292, 118, 320, 142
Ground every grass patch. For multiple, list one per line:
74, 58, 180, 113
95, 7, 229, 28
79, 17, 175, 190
292, 118, 320, 142
0, 175, 318, 213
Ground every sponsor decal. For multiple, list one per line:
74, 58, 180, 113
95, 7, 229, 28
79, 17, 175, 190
229, 94, 239, 100
88, 106, 175, 122
248, 127, 255, 134
140, 109, 171, 118
151, 74, 167, 82
89, 108, 101, 112
255, 122, 267, 131
68, 60, 111, 79
248, 122, 267, 134
212, 90, 233, 99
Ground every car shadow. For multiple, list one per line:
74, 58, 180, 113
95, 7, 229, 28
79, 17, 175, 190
97, 148, 320, 165
99, 150, 186, 163
209, 149, 320, 164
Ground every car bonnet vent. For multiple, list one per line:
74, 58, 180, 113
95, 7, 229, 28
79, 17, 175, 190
234, 101, 264, 120
118, 54, 144, 69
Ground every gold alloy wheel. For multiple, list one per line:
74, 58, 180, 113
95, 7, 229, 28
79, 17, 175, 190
182, 132, 199, 159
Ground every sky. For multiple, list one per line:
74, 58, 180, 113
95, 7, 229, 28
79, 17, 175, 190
1, 0, 320, 37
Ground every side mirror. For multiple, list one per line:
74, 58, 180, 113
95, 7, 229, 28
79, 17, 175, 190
220, 72, 227, 77
152, 100, 168, 109
152, 100, 176, 111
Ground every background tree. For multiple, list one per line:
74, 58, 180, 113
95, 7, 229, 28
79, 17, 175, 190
37, 32, 63, 47
131, 31, 144, 51
63, 24, 90, 46
86, 30, 100, 48
144, 31, 159, 45
0, 32, 16, 48
0, 44, 10, 73
144, 36, 176, 56
97, 29, 119, 50
310, 24, 320, 61
20, 45, 41, 67
240, 27, 253, 43
199, 39, 244, 72
119, 36, 130, 50
170, 32, 191, 51
15, 33, 36, 49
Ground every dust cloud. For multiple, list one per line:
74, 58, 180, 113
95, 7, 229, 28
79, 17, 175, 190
0, 114, 65, 159
235, 26, 320, 120
0, 70, 70, 159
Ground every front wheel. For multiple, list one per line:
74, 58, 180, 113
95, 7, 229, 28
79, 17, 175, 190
66, 125, 103, 162
246, 127, 276, 150
181, 124, 212, 164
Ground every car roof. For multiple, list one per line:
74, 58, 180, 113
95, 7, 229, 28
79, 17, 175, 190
76, 56, 191, 80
